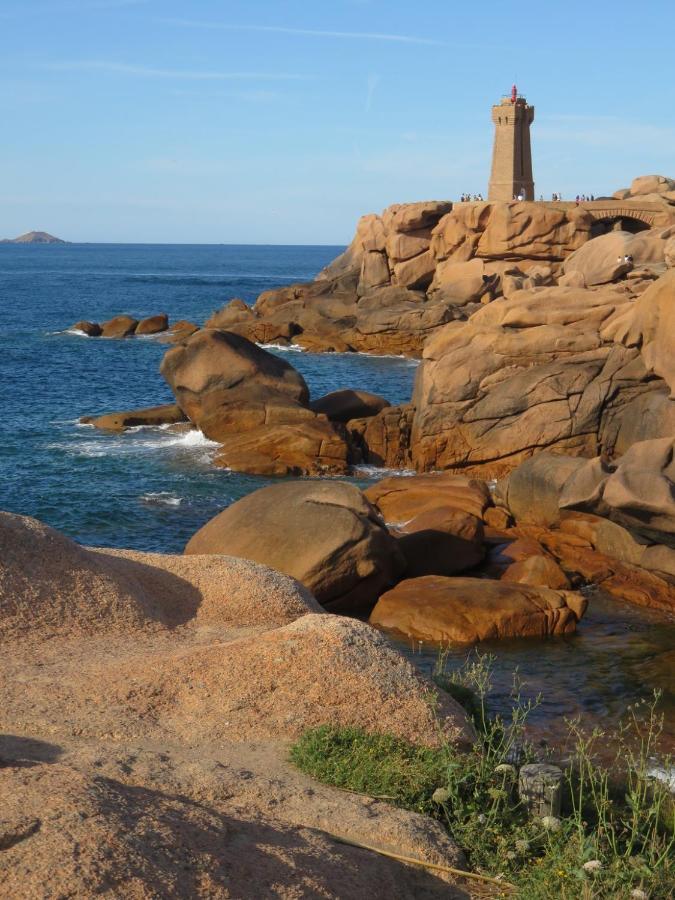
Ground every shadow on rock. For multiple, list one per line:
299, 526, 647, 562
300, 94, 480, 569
0, 735, 63, 768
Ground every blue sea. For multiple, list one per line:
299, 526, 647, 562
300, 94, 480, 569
0, 243, 417, 552
1, 241, 673, 748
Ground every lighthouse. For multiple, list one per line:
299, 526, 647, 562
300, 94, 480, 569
488, 86, 535, 201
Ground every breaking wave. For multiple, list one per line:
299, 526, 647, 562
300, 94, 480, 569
140, 491, 183, 507
47, 426, 219, 461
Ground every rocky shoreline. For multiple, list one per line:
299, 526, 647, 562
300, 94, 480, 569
73, 173, 675, 621
3, 173, 674, 895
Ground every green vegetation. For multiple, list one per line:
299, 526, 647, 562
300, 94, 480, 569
291, 653, 674, 899
290, 726, 445, 815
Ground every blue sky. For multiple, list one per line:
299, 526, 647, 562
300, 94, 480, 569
1, 0, 673, 243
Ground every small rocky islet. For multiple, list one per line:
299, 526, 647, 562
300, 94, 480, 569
3, 173, 675, 896
0, 230, 67, 244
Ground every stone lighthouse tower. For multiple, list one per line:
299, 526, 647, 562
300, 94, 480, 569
488, 85, 535, 201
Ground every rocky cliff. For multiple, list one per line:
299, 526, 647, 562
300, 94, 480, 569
80, 174, 675, 481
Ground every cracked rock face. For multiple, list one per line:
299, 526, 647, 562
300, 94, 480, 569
410, 274, 675, 477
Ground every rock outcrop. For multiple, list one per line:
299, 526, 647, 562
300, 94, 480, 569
0, 509, 474, 896
68, 313, 172, 338
347, 403, 414, 468
370, 576, 587, 643
363, 473, 490, 579
309, 389, 390, 422
393, 507, 485, 578
409, 267, 675, 476
136, 312, 169, 335
603, 268, 675, 398
185, 481, 406, 613
71, 320, 102, 336
496, 440, 675, 612
81, 403, 188, 432
101, 314, 139, 338
365, 472, 491, 523
160, 329, 350, 475
562, 229, 670, 286
200, 200, 607, 358
159, 328, 309, 430
614, 174, 675, 204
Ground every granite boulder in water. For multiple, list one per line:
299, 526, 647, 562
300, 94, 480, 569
160, 329, 350, 475
370, 576, 587, 643
184, 480, 405, 613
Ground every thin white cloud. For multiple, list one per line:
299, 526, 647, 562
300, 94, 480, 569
158, 17, 448, 46
42, 61, 305, 80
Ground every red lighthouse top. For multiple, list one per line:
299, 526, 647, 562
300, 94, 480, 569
511, 84, 518, 103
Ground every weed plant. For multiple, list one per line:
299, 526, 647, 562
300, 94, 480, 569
291, 651, 674, 898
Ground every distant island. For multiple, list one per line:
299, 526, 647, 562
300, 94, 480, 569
0, 231, 67, 244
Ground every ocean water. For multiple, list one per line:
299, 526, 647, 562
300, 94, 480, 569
0, 243, 417, 550
1, 242, 673, 750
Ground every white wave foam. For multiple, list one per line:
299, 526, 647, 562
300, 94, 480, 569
140, 491, 183, 507
46, 426, 220, 460
172, 429, 220, 448
257, 342, 305, 352
353, 465, 416, 479
353, 350, 420, 364
47, 328, 91, 337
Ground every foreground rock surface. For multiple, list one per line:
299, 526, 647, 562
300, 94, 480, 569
0, 758, 468, 899
370, 576, 587, 643
0, 510, 473, 897
185, 481, 405, 613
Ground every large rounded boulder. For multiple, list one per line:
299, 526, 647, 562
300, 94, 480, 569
160, 328, 310, 438
100, 314, 138, 338
185, 481, 406, 613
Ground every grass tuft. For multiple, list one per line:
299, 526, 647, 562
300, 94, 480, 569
290, 725, 446, 815
290, 651, 674, 898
